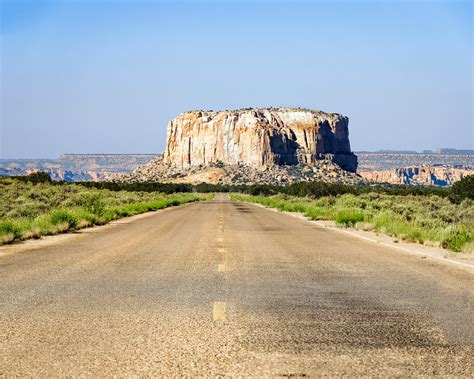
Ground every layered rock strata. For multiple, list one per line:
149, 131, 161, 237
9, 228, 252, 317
164, 108, 357, 172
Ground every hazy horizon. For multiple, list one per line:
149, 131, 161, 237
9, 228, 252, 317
2, 146, 474, 161
1, 0, 472, 159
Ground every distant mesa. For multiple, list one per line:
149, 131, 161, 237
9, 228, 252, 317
125, 107, 362, 185
357, 150, 474, 186
164, 107, 358, 172
356, 148, 474, 155
360, 165, 474, 186
428, 148, 474, 155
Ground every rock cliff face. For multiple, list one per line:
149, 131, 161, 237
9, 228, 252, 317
164, 108, 357, 172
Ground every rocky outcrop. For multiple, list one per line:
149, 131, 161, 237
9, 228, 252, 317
127, 156, 361, 185
360, 166, 473, 186
164, 108, 357, 172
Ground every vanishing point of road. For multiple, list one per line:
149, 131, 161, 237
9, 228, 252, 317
1, 194, 472, 376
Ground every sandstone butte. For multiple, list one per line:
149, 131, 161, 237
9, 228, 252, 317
163, 107, 358, 172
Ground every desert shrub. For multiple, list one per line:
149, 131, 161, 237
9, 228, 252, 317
78, 193, 106, 215
304, 206, 327, 220
413, 217, 442, 229
0, 220, 21, 236
49, 210, 78, 229
5, 202, 40, 219
53, 222, 71, 233
26, 189, 51, 203
407, 229, 424, 244
1, 232, 15, 244
12, 171, 53, 184
360, 192, 382, 201
441, 226, 472, 252
313, 197, 336, 207
450, 175, 474, 204
32, 215, 54, 234
74, 209, 98, 225
335, 209, 364, 226
337, 194, 367, 209
21, 228, 41, 240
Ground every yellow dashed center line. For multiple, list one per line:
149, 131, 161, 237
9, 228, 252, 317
218, 263, 228, 272
214, 209, 228, 322
213, 302, 227, 321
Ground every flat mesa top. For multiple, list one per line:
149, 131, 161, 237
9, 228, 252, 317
178, 107, 343, 118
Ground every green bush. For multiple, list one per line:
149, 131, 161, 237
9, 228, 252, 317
335, 209, 364, 226
16, 171, 53, 184
441, 226, 472, 252
49, 210, 78, 229
78, 193, 106, 215
450, 175, 474, 204
408, 229, 424, 244
0, 220, 21, 236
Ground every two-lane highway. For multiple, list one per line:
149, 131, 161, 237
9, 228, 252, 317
0, 194, 472, 376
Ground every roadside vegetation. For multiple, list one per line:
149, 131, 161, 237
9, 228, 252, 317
12, 172, 471, 202
81, 176, 472, 206
2, 172, 472, 251
230, 176, 474, 253
80, 179, 452, 198
0, 174, 211, 245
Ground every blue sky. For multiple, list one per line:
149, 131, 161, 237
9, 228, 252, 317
1, 0, 472, 158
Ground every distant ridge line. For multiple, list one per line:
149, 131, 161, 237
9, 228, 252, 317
356, 149, 474, 155
60, 153, 159, 156
58, 153, 161, 159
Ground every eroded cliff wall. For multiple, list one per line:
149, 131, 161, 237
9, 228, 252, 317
164, 108, 358, 172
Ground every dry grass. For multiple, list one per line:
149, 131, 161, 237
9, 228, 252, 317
1, 232, 15, 244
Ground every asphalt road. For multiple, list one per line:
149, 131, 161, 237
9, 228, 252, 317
1, 194, 472, 376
